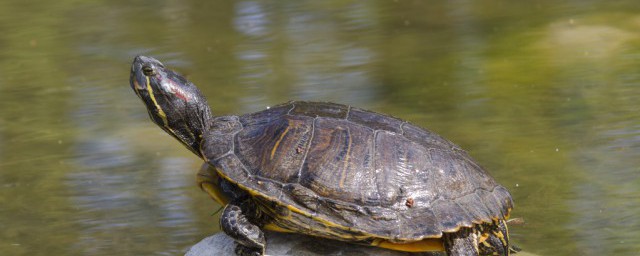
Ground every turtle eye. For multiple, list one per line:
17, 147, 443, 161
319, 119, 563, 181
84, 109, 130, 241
142, 66, 155, 76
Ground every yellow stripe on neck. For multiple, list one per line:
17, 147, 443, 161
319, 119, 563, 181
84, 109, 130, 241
145, 76, 169, 126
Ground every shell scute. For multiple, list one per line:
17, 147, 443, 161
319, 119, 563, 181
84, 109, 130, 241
206, 101, 513, 241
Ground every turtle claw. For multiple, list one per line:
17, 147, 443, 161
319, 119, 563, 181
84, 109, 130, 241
221, 198, 266, 256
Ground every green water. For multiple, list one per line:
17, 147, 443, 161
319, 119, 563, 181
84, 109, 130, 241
1, 1, 639, 255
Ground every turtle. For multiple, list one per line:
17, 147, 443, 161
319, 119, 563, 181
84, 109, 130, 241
129, 55, 515, 256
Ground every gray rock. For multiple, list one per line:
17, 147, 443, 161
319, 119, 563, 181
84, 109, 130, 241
185, 232, 443, 256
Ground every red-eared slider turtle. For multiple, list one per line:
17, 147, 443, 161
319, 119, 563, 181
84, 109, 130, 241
129, 56, 515, 256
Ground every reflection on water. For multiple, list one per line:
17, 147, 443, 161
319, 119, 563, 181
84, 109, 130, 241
69, 143, 196, 255
234, 1, 379, 110
0, 1, 639, 256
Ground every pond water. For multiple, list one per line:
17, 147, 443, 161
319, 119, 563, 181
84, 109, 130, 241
1, 1, 639, 255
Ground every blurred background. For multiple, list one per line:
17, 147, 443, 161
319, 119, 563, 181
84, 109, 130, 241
1, 1, 639, 255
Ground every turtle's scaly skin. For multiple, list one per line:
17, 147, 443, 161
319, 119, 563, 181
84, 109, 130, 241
130, 56, 515, 256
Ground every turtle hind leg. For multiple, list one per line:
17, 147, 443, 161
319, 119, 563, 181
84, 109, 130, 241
443, 227, 479, 256
478, 220, 516, 256
220, 197, 266, 256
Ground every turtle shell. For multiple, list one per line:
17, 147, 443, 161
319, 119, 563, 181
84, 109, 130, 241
202, 101, 512, 242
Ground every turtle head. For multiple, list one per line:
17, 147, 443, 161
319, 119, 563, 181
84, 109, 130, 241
130, 55, 213, 157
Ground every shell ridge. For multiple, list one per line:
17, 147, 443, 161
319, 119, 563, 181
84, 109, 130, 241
295, 116, 317, 184
371, 129, 383, 207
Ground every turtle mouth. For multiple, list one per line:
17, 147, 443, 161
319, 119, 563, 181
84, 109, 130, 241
130, 70, 147, 91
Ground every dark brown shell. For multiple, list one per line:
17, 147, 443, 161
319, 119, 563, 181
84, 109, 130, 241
203, 101, 513, 241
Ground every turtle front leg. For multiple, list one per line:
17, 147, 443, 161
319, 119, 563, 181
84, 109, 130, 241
220, 197, 266, 256
443, 227, 480, 256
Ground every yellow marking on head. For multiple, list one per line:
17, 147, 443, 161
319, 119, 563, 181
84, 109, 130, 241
270, 125, 291, 160
145, 76, 169, 127
144, 75, 199, 154
133, 79, 143, 98
373, 238, 444, 252
338, 127, 352, 188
